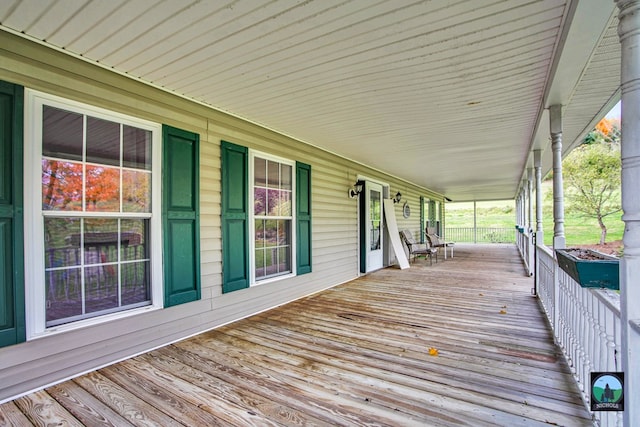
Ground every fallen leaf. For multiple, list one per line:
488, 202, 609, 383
428, 347, 439, 356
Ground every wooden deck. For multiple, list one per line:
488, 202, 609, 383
0, 244, 594, 426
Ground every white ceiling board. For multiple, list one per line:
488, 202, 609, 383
0, 0, 620, 202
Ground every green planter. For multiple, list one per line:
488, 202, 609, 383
555, 248, 619, 290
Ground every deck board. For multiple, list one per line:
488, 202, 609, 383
0, 244, 594, 426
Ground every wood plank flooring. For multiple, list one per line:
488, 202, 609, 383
0, 244, 594, 426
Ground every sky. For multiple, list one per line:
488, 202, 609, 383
606, 101, 621, 119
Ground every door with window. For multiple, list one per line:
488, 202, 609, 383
365, 181, 383, 272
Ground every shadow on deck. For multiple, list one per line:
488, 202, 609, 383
0, 244, 594, 426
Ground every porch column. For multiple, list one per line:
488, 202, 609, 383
527, 169, 533, 232
473, 201, 477, 244
549, 104, 565, 250
616, 1, 640, 424
527, 169, 534, 275
534, 150, 543, 243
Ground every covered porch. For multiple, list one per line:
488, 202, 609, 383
0, 245, 593, 426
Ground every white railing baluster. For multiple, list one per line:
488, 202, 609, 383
535, 246, 622, 426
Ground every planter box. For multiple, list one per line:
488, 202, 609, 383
555, 248, 619, 290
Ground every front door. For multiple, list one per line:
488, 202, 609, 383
365, 181, 383, 272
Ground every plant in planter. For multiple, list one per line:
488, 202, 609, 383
555, 248, 619, 290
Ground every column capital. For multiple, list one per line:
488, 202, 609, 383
549, 104, 563, 135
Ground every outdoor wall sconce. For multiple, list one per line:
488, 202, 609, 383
393, 191, 402, 204
349, 180, 364, 198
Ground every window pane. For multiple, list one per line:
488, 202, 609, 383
281, 164, 292, 190
84, 218, 119, 265
84, 265, 118, 314
254, 157, 267, 187
121, 261, 150, 306
42, 106, 83, 161
255, 219, 265, 248
86, 165, 120, 211
277, 220, 291, 246
121, 219, 148, 261
46, 268, 82, 323
255, 249, 266, 279
264, 247, 278, 276
278, 190, 292, 216
123, 125, 151, 170
44, 218, 81, 269
123, 169, 151, 212
267, 189, 279, 215
254, 187, 266, 216
87, 116, 120, 166
264, 220, 277, 247
267, 160, 280, 188
42, 159, 83, 211
278, 246, 291, 273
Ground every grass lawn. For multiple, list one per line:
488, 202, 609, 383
445, 182, 623, 246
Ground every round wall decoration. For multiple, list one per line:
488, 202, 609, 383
403, 201, 411, 218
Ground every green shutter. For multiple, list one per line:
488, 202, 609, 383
296, 162, 312, 275
221, 141, 249, 293
162, 125, 200, 307
0, 81, 25, 347
420, 196, 425, 243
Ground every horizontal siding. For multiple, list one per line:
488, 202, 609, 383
0, 30, 443, 403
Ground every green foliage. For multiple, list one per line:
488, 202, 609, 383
446, 178, 624, 247
562, 141, 621, 244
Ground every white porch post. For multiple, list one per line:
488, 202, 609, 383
473, 200, 477, 244
550, 104, 566, 250
534, 150, 544, 243
616, 1, 640, 424
527, 169, 534, 275
534, 150, 543, 296
549, 104, 564, 336
527, 169, 534, 233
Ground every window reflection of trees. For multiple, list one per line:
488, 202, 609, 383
41, 104, 153, 326
253, 156, 293, 281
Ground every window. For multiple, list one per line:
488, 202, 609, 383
25, 90, 162, 337
252, 154, 294, 282
221, 141, 311, 293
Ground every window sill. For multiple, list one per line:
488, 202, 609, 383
28, 304, 162, 341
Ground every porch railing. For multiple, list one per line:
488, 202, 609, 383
515, 228, 534, 276
444, 227, 515, 243
536, 244, 623, 427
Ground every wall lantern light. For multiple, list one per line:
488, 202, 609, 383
393, 191, 402, 204
349, 180, 364, 198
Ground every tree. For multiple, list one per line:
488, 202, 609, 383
563, 120, 621, 245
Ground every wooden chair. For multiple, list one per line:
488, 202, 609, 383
426, 229, 454, 259
400, 229, 437, 265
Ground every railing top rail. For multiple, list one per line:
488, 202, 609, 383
592, 288, 621, 316
537, 243, 554, 257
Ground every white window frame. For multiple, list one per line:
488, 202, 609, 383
24, 89, 163, 340
249, 150, 296, 285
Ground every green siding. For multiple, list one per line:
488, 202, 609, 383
221, 141, 249, 293
162, 125, 201, 307
296, 162, 312, 275
0, 81, 24, 348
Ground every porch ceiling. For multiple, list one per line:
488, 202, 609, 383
0, 0, 620, 201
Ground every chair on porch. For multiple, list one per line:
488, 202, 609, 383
426, 227, 454, 259
400, 229, 438, 265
